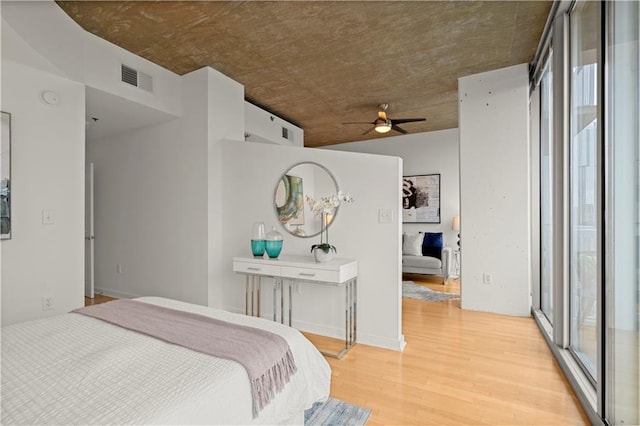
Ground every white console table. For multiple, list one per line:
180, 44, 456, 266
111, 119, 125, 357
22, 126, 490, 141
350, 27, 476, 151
232, 254, 358, 359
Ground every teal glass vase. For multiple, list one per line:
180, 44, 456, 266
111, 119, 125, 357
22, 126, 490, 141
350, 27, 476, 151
251, 239, 266, 257
265, 226, 283, 258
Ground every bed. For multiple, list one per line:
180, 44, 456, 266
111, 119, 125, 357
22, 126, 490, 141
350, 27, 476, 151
1, 297, 331, 425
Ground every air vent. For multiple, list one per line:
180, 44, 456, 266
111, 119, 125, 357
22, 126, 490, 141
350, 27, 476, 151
121, 64, 153, 92
282, 127, 291, 141
121, 64, 138, 86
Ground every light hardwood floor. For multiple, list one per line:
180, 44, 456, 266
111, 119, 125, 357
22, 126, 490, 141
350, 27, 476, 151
86, 279, 589, 425
306, 275, 589, 425
84, 293, 117, 306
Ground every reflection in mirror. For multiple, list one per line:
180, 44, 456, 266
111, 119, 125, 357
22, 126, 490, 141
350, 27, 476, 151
275, 162, 338, 238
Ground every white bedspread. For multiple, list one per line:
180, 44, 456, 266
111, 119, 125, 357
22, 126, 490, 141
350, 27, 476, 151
1, 297, 331, 425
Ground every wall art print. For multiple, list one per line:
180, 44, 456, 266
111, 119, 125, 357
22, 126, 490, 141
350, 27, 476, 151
402, 173, 440, 223
1, 112, 11, 239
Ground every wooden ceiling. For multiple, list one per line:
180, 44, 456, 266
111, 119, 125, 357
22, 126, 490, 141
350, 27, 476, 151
56, 1, 551, 147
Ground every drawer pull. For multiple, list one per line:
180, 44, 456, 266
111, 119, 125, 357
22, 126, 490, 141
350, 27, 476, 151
247, 267, 262, 271
299, 272, 316, 277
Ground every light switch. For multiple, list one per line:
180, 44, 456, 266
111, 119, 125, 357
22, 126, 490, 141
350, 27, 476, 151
378, 209, 392, 224
42, 209, 55, 225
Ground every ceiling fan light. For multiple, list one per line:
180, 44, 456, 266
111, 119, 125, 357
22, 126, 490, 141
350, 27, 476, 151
374, 119, 392, 133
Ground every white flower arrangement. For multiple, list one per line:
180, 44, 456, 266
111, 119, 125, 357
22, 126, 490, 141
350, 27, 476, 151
305, 191, 354, 254
305, 190, 354, 217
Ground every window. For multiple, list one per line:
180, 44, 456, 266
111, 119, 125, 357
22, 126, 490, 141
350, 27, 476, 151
605, 1, 639, 423
533, 2, 639, 423
569, 0, 600, 381
540, 53, 554, 323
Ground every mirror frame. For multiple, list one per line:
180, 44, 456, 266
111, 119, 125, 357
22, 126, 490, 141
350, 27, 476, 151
274, 161, 339, 238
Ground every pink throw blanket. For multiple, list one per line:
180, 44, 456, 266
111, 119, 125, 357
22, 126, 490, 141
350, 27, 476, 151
73, 300, 297, 418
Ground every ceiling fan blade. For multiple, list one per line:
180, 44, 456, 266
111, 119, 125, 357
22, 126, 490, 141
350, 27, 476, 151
378, 111, 388, 121
343, 121, 375, 125
391, 118, 426, 125
392, 125, 409, 134
362, 127, 375, 135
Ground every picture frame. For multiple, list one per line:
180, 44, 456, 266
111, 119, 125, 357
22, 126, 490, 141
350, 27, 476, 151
1, 111, 11, 239
402, 173, 440, 223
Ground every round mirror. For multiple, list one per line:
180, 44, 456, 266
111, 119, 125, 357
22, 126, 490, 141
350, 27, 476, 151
274, 162, 339, 238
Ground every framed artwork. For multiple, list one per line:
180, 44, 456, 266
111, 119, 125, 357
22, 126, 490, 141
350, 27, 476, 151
402, 174, 440, 223
1, 111, 11, 239
275, 174, 305, 226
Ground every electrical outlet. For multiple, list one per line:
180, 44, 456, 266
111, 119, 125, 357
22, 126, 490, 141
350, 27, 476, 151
42, 209, 55, 225
117, 263, 122, 274
42, 296, 55, 311
483, 273, 493, 285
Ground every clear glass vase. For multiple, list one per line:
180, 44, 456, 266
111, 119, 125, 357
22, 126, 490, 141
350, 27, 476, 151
251, 222, 266, 257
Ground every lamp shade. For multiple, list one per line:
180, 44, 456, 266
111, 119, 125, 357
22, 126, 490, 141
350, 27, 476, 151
452, 216, 460, 232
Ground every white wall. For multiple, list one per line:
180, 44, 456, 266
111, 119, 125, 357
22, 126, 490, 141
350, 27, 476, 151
207, 69, 246, 307
244, 102, 303, 147
86, 72, 207, 303
1, 1, 84, 82
1, 60, 85, 325
327, 129, 460, 247
458, 64, 531, 316
0, 0, 188, 324
2, 1, 182, 118
221, 141, 405, 351
84, 31, 182, 118
87, 67, 244, 305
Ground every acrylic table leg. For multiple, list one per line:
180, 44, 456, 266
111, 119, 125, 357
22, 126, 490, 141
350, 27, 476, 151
353, 279, 357, 344
245, 277, 249, 316
280, 279, 285, 324
288, 282, 292, 327
349, 280, 354, 345
345, 284, 349, 350
256, 277, 260, 318
251, 277, 256, 316
273, 281, 277, 322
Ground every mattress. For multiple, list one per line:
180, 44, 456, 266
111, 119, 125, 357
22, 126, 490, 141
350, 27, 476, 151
1, 297, 331, 425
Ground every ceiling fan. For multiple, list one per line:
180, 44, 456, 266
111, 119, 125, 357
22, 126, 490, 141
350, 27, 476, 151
343, 104, 426, 135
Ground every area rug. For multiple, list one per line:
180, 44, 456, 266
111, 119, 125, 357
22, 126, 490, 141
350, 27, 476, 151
305, 397, 371, 426
402, 281, 460, 302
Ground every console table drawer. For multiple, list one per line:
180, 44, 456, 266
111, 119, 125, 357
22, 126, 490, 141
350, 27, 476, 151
233, 261, 281, 277
281, 266, 338, 283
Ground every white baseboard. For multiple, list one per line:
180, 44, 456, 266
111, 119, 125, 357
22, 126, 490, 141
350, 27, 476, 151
291, 319, 406, 352
221, 306, 407, 352
357, 332, 407, 352
291, 318, 345, 340
94, 287, 141, 300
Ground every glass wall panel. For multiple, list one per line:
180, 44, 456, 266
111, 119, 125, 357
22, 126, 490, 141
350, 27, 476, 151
540, 54, 554, 323
606, 1, 639, 424
569, 0, 600, 380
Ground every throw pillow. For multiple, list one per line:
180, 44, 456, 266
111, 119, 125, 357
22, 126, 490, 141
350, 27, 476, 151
422, 232, 443, 259
402, 233, 423, 256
